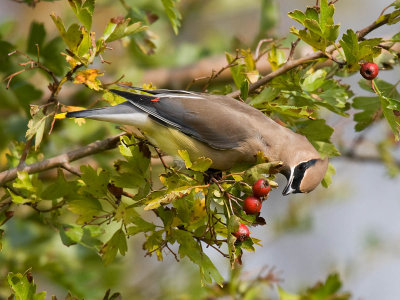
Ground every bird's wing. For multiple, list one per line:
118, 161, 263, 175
110, 89, 255, 150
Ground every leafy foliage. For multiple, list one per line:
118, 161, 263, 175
288, 0, 340, 51
0, 0, 399, 298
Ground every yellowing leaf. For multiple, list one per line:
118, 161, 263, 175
74, 69, 104, 91
144, 187, 192, 210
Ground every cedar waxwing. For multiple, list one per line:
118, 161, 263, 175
62, 87, 328, 195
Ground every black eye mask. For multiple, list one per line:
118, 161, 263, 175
291, 159, 319, 193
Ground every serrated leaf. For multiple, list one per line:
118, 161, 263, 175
60, 224, 103, 249
68, 197, 103, 224
27, 22, 46, 55
143, 230, 164, 260
301, 69, 327, 92
74, 69, 104, 91
50, 14, 84, 53
174, 229, 224, 286
26, 105, 49, 150
249, 86, 280, 107
244, 161, 283, 184
321, 163, 336, 188
103, 17, 146, 43
178, 149, 192, 168
352, 96, 381, 131
297, 119, 340, 158
226, 52, 246, 89
161, 0, 182, 34
240, 80, 249, 100
8, 272, 46, 300
68, 0, 95, 30
144, 187, 192, 210
80, 165, 110, 197
268, 45, 286, 71
392, 31, 400, 42
340, 29, 382, 71
191, 157, 213, 172
100, 229, 127, 265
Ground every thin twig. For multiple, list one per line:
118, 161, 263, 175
228, 13, 391, 98
0, 133, 126, 186
287, 38, 301, 62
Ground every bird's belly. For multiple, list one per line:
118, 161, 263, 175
143, 122, 248, 170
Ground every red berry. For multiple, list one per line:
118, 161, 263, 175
233, 224, 250, 242
252, 179, 271, 198
360, 62, 379, 80
243, 196, 262, 214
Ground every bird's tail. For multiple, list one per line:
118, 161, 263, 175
55, 102, 148, 127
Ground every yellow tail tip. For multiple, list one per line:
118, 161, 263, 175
54, 112, 67, 119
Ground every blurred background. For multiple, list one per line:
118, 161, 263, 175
0, 0, 399, 299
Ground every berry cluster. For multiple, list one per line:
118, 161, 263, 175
233, 178, 271, 242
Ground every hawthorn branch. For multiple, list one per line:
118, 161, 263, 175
0, 133, 125, 186
227, 13, 390, 98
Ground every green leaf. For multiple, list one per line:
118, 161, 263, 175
244, 161, 283, 184
321, 163, 336, 188
103, 17, 146, 43
178, 149, 192, 168
297, 119, 340, 157
113, 136, 150, 196
370, 79, 400, 140
392, 31, 400, 41
339, 29, 382, 71
144, 186, 192, 210
80, 165, 110, 198
288, 0, 339, 51
240, 80, 249, 100
143, 230, 164, 260
8, 271, 46, 300
41, 169, 78, 200
7, 188, 29, 204
100, 229, 128, 265
277, 286, 300, 300
161, 0, 182, 34
191, 157, 213, 172
352, 96, 381, 131
26, 105, 49, 150
50, 13, 82, 52
68, 197, 103, 224
377, 139, 400, 177
301, 69, 327, 92
68, 0, 95, 30
60, 224, 103, 249
268, 45, 286, 71
226, 52, 246, 89
26, 22, 46, 55
174, 229, 224, 286
248, 86, 280, 107
305, 273, 348, 299
42, 37, 67, 76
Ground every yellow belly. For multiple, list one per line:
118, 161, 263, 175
143, 121, 245, 170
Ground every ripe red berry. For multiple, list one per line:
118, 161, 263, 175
360, 62, 379, 80
243, 196, 262, 214
252, 178, 271, 198
233, 224, 250, 242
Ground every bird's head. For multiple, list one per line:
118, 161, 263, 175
282, 158, 329, 196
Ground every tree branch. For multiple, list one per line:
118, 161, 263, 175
227, 14, 391, 98
0, 133, 125, 186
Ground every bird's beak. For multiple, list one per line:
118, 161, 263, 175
282, 169, 295, 196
